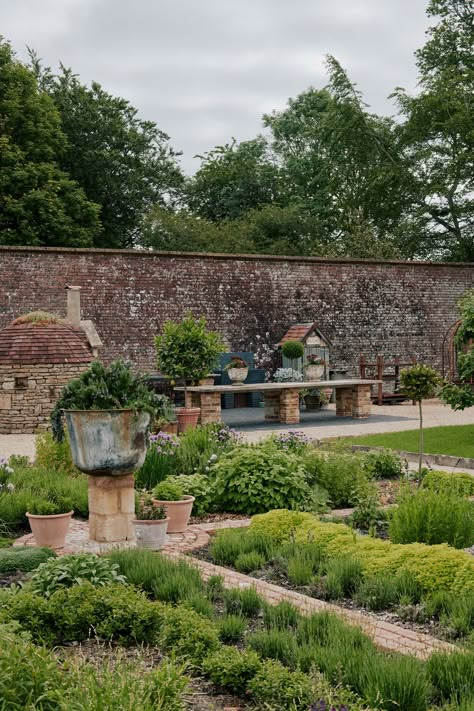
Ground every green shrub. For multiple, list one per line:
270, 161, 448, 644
223, 586, 262, 618
389, 487, 474, 548
355, 574, 400, 611
29, 553, 126, 597
362, 448, 406, 479
165, 473, 214, 517
247, 628, 299, 666
428, 650, 474, 705
263, 601, 301, 630
135, 433, 179, 490
212, 444, 310, 514
206, 574, 224, 601
448, 593, 474, 636
287, 553, 316, 586
303, 450, 368, 508
174, 423, 239, 476
202, 646, 261, 694
0, 546, 56, 574
35, 431, 80, 477
27, 495, 73, 515
108, 548, 203, 604
362, 653, 430, 711
323, 557, 363, 599
217, 613, 247, 642
182, 592, 214, 618
251, 510, 474, 595
153, 479, 184, 501
1, 583, 163, 646
248, 659, 314, 711
423, 469, 474, 498
235, 550, 266, 573
209, 527, 274, 567
349, 478, 388, 532
159, 604, 220, 666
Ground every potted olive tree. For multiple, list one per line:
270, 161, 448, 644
155, 314, 225, 432
152, 479, 195, 533
26, 495, 73, 549
51, 360, 162, 476
133, 495, 169, 550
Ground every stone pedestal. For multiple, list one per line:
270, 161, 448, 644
200, 392, 222, 424
352, 384, 371, 418
87, 474, 136, 552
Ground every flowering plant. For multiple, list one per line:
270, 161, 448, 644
135, 495, 167, 520
273, 430, 309, 455
306, 354, 326, 366
0, 457, 14, 491
273, 368, 303, 383
224, 357, 248, 370
149, 431, 179, 455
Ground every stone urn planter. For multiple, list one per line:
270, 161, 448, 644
175, 407, 201, 433
305, 364, 325, 381
133, 517, 170, 550
64, 409, 150, 476
26, 510, 73, 549
152, 495, 195, 533
228, 367, 249, 385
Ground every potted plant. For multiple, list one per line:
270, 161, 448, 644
273, 368, 304, 383
303, 388, 329, 412
133, 495, 169, 550
304, 354, 326, 381
50, 360, 161, 475
152, 479, 195, 533
155, 313, 225, 433
26, 495, 73, 549
281, 339, 304, 371
225, 356, 249, 385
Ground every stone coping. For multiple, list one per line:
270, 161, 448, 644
14, 516, 454, 659
352, 444, 474, 472
177, 379, 381, 393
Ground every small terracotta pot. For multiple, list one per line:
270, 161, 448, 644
133, 517, 169, 549
152, 495, 195, 533
175, 408, 200, 433
26, 511, 73, 549
155, 422, 178, 435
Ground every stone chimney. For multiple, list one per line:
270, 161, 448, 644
66, 286, 82, 327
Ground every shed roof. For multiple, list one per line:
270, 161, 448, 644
278, 323, 332, 347
0, 321, 94, 365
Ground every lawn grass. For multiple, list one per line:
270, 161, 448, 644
348, 424, 474, 458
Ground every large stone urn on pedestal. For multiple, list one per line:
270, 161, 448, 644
65, 409, 150, 552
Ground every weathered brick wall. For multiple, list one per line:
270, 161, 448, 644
0, 246, 473, 376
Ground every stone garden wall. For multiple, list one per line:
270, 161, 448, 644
0, 246, 473, 375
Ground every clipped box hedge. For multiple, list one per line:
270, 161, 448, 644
0, 546, 56, 574
250, 510, 474, 594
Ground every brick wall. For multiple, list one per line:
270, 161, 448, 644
0, 246, 473, 376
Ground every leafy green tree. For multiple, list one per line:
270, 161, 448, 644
393, 0, 474, 260
0, 40, 101, 247
400, 364, 442, 479
185, 138, 281, 222
441, 290, 474, 410
32, 58, 184, 249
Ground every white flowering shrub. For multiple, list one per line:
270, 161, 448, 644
273, 368, 304, 383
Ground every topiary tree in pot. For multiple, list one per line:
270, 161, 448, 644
281, 339, 304, 372
400, 363, 442, 481
155, 313, 225, 432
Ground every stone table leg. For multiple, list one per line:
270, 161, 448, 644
352, 384, 372, 418
264, 390, 280, 421
87, 473, 136, 552
200, 391, 222, 425
336, 387, 353, 417
279, 388, 300, 424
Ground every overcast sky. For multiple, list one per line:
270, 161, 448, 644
1, 0, 430, 173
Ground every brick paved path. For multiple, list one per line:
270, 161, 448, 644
15, 516, 454, 660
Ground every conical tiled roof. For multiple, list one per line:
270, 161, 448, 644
0, 320, 94, 365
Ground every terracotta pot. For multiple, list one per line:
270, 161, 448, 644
155, 422, 178, 436
26, 511, 73, 549
133, 517, 169, 549
305, 364, 325, 381
227, 367, 249, 385
175, 408, 200, 433
152, 495, 195, 533
323, 388, 333, 401
64, 409, 150, 476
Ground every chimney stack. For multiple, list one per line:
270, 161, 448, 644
66, 286, 82, 326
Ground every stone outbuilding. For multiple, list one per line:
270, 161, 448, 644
0, 287, 102, 434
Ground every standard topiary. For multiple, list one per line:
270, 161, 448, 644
212, 445, 310, 515
281, 340, 304, 362
0, 546, 57, 574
